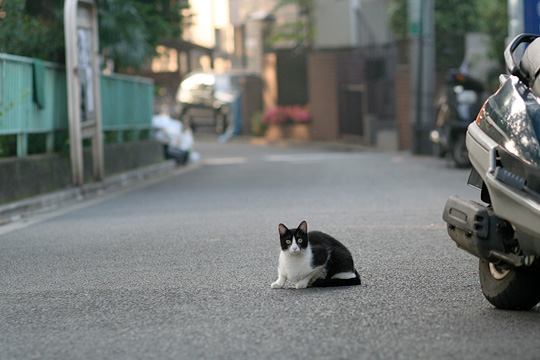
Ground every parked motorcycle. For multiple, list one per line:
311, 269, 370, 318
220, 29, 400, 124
431, 70, 485, 167
442, 34, 540, 310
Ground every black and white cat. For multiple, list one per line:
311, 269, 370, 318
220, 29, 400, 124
270, 220, 361, 289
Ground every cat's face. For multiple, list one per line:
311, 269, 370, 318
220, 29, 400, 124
278, 221, 308, 255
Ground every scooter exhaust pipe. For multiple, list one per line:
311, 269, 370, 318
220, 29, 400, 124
443, 196, 489, 258
442, 196, 514, 262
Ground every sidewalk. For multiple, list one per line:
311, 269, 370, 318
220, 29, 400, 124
0, 160, 199, 226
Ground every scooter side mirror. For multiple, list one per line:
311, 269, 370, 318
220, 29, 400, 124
504, 33, 540, 80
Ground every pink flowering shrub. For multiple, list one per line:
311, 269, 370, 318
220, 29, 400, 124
286, 106, 311, 123
263, 105, 311, 125
263, 107, 288, 125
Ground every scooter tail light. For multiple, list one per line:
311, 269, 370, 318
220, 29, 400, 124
475, 104, 486, 125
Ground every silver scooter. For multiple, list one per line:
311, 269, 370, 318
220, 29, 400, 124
443, 34, 540, 310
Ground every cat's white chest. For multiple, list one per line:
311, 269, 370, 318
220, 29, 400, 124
279, 247, 314, 282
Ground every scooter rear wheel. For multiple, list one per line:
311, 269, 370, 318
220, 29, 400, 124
479, 259, 540, 310
452, 134, 470, 168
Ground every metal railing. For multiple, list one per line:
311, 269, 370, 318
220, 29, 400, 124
100, 73, 154, 143
0, 53, 154, 157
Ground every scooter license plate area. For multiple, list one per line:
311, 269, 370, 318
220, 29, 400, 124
467, 168, 483, 189
497, 148, 540, 199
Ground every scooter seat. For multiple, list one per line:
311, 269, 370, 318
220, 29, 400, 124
520, 37, 540, 96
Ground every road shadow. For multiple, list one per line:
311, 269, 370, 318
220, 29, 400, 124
268, 284, 367, 294
485, 305, 540, 316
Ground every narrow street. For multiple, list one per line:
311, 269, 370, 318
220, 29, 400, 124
1, 141, 539, 359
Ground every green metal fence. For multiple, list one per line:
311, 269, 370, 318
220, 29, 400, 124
100, 73, 154, 143
0, 53, 154, 157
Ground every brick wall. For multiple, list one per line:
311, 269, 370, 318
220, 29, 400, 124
307, 53, 340, 140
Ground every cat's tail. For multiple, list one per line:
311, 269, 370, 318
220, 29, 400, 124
310, 270, 361, 287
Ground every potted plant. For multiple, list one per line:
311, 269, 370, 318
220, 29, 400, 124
285, 105, 311, 141
263, 106, 287, 141
263, 105, 312, 141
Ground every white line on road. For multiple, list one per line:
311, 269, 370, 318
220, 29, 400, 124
265, 153, 353, 163
203, 157, 247, 165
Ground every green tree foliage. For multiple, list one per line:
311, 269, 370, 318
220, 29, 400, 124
476, 0, 507, 66
388, 0, 507, 73
0, 0, 65, 62
388, 0, 407, 42
99, 0, 189, 70
0, 0, 188, 71
434, 0, 478, 72
269, 0, 314, 48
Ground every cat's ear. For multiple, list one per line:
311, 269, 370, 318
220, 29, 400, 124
278, 223, 289, 237
298, 220, 308, 234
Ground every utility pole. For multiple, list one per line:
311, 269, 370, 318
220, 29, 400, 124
64, 0, 104, 185
508, 0, 540, 39
408, 0, 435, 154
508, 0, 524, 39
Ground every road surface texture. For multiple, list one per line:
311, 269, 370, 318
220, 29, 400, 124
1, 140, 539, 359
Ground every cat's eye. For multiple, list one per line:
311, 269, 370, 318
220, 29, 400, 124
285, 239, 292, 245
297, 238, 303, 244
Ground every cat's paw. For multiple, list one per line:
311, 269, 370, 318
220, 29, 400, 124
270, 281, 284, 289
295, 281, 308, 289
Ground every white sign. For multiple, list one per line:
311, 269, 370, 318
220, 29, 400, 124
77, 28, 95, 120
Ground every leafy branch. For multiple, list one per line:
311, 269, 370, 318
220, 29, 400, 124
269, 0, 314, 49
0, 0, 190, 71
387, 0, 507, 73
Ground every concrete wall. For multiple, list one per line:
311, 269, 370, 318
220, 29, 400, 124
0, 154, 73, 205
313, 0, 393, 50
0, 141, 165, 204
357, 0, 393, 47
100, 141, 165, 178
313, 0, 360, 49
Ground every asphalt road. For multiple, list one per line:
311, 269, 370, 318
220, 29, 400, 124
1, 141, 539, 360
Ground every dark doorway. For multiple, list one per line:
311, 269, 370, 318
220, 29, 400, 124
339, 84, 365, 137
276, 49, 308, 105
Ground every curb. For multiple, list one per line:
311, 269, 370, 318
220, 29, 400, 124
0, 160, 184, 226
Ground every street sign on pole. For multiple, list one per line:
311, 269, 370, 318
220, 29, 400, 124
408, 0, 435, 155
64, 0, 104, 185
408, 0, 422, 37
